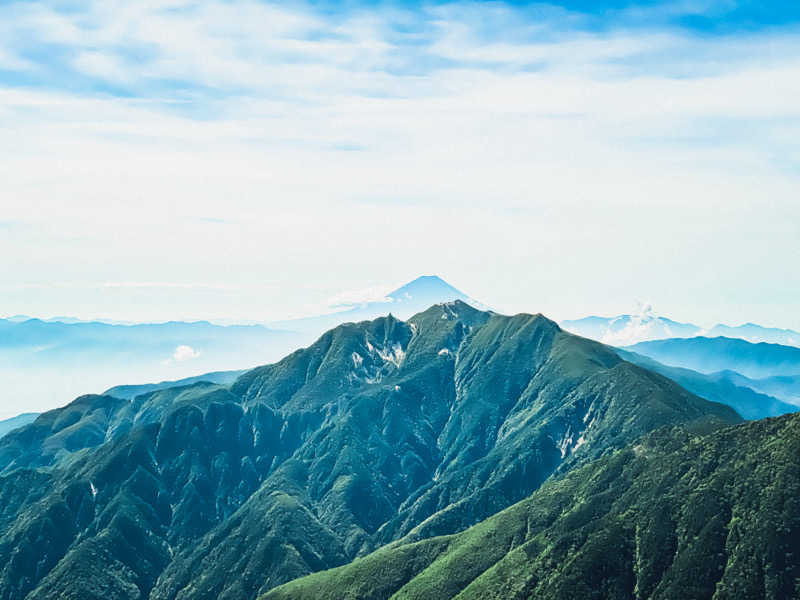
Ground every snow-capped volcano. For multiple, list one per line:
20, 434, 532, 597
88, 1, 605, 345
269, 275, 488, 335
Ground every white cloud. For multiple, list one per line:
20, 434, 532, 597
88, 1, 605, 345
327, 284, 396, 309
171, 345, 201, 362
0, 1, 799, 329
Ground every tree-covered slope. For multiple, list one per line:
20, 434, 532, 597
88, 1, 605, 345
0, 383, 231, 474
151, 304, 737, 600
0, 302, 740, 600
265, 413, 800, 600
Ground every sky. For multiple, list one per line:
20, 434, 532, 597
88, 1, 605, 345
1, 0, 799, 329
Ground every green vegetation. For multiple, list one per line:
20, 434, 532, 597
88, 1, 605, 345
265, 413, 800, 600
0, 302, 742, 599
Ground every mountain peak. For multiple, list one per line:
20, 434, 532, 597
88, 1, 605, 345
387, 275, 468, 304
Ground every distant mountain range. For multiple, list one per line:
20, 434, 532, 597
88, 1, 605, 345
0, 301, 740, 600
0, 318, 302, 419
4, 315, 137, 325
561, 313, 701, 346
5, 274, 799, 423
616, 349, 798, 419
626, 336, 800, 380
267, 275, 485, 334
562, 312, 800, 347
621, 336, 800, 408
0, 276, 476, 418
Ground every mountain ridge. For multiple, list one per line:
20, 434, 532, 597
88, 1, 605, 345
562, 313, 800, 347
616, 349, 798, 419
263, 412, 800, 600
626, 336, 800, 380
0, 275, 482, 420
0, 301, 739, 600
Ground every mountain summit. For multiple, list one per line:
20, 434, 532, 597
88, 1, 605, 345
385, 275, 475, 307
269, 275, 486, 336
0, 302, 739, 600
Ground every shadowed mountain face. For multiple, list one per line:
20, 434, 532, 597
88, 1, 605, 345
0, 302, 739, 600
265, 413, 800, 600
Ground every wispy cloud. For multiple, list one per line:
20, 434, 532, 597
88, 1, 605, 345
100, 281, 240, 290
327, 284, 396, 309
1, 1, 799, 327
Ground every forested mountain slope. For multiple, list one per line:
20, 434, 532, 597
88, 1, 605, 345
265, 413, 800, 600
0, 302, 739, 600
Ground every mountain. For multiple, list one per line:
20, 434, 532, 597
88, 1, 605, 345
626, 336, 800, 380
268, 275, 484, 335
561, 313, 701, 346
722, 371, 800, 406
561, 313, 800, 348
708, 322, 800, 347
0, 413, 39, 439
617, 349, 798, 420
0, 302, 739, 600
4, 315, 35, 323
3, 315, 136, 325
0, 276, 480, 419
264, 412, 800, 600
104, 370, 245, 400
0, 317, 303, 419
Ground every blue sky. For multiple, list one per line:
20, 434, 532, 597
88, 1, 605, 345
1, 0, 799, 328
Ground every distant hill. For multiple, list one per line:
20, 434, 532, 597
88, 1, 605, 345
721, 370, 800, 406
0, 413, 39, 439
617, 349, 798, 419
0, 316, 303, 419
264, 413, 800, 600
0, 302, 738, 600
561, 313, 701, 345
708, 322, 800, 346
104, 370, 246, 400
626, 336, 800, 379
